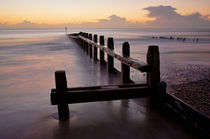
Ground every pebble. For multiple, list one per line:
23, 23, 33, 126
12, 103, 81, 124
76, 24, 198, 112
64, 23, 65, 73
161, 64, 210, 117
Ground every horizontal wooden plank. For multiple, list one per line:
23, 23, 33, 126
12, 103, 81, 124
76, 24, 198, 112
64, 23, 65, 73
51, 83, 147, 92
51, 86, 150, 105
71, 35, 151, 72
51, 86, 101, 92
164, 93, 210, 120
164, 93, 210, 136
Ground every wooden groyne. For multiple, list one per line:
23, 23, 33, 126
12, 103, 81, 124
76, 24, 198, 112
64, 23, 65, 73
50, 32, 209, 138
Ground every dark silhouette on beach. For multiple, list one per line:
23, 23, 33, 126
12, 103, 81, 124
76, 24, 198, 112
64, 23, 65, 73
152, 36, 202, 43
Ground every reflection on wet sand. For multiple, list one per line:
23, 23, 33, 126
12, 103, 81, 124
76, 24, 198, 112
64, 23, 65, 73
51, 99, 194, 139
0, 34, 196, 139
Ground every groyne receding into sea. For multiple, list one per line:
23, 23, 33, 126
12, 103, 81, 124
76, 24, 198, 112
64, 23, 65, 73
50, 32, 209, 138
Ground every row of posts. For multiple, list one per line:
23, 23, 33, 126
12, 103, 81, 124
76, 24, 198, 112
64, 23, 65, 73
75, 32, 160, 90
56, 32, 160, 120
77, 32, 131, 84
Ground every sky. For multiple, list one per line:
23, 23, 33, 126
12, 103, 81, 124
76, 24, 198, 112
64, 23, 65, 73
0, 0, 210, 29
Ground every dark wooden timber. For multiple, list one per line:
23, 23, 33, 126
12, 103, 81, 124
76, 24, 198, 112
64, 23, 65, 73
99, 36, 105, 64
157, 82, 210, 137
146, 45, 160, 101
60, 32, 209, 137
88, 34, 93, 57
82, 32, 85, 50
82, 33, 85, 50
93, 34, 98, 60
76, 35, 150, 72
85, 33, 89, 54
107, 37, 114, 72
51, 83, 148, 92
121, 42, 130, 83
51, 84, 150, 105
165, 94, 210, 137
55, 71, 69, 120
83, 33, 87, 51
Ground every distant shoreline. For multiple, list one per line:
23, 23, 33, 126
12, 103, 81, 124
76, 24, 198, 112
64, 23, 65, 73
1, 28, 210, 32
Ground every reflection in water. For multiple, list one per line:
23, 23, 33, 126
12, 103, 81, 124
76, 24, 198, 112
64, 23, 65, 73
120, 100, 129, 121
53, 120, 71, 139
51, 99, 148, 139
0, 29, 200, 138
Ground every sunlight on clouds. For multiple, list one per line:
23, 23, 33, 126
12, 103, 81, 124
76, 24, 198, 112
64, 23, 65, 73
0, 0, 210, 25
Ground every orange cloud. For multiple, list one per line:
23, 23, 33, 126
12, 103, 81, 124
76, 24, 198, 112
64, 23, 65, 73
1, 5, 210, 30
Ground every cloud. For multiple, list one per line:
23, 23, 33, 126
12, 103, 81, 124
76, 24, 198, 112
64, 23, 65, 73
1, 5, 210, 30
14, 20, 38, 28
75, 15, 142, 28
143, 5, 210, 29
0, 20, 65, 29
99, 15, 126, 23
0, 15, 141, 29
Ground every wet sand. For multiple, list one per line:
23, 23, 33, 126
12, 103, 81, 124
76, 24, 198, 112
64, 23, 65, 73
0, 36, 197, 139
24, 100, 196, 139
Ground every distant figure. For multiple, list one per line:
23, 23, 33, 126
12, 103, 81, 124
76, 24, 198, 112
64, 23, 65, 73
169, 36, 174, 40
65, 27, 67, 34
196, 38, 199, 43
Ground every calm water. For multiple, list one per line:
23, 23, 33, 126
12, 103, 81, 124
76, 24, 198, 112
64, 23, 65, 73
0, 28, 209, 138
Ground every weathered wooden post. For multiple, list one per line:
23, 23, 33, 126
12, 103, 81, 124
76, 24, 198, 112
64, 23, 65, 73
82, 32, 85, 51
107, 37, 114, 72
147, 45, 160, 101
89, 34, 93, 57
85, 33, 89, 53
55, 71, 69, 120
157, 81, 167, 106
93, 34, 98, 60
121, 42, 130, 84
100, 36, 105, 64
77, 32, 81, 46
79, 32, 83, 47
82, 32, 86, 50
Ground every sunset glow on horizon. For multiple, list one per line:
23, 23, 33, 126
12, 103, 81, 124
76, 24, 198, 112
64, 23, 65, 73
1, 0, 210, 25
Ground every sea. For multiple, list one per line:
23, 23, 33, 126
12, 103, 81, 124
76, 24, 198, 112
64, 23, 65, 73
0, 28, 209, 138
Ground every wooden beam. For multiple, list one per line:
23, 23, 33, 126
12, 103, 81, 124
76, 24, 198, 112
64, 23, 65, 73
55, 71, 69, 120
88, 34, 93, 57
85, 33, 89, 54
93, 34, 98, 60
51, 86, 150, 105
147, 45, 160, 88
121, 42, 130, 83
76, 35, 150, 72
107, 37, 114, 72
164, 92, 210, 136
51, 83, 148, 92
99, 36, 105, 64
